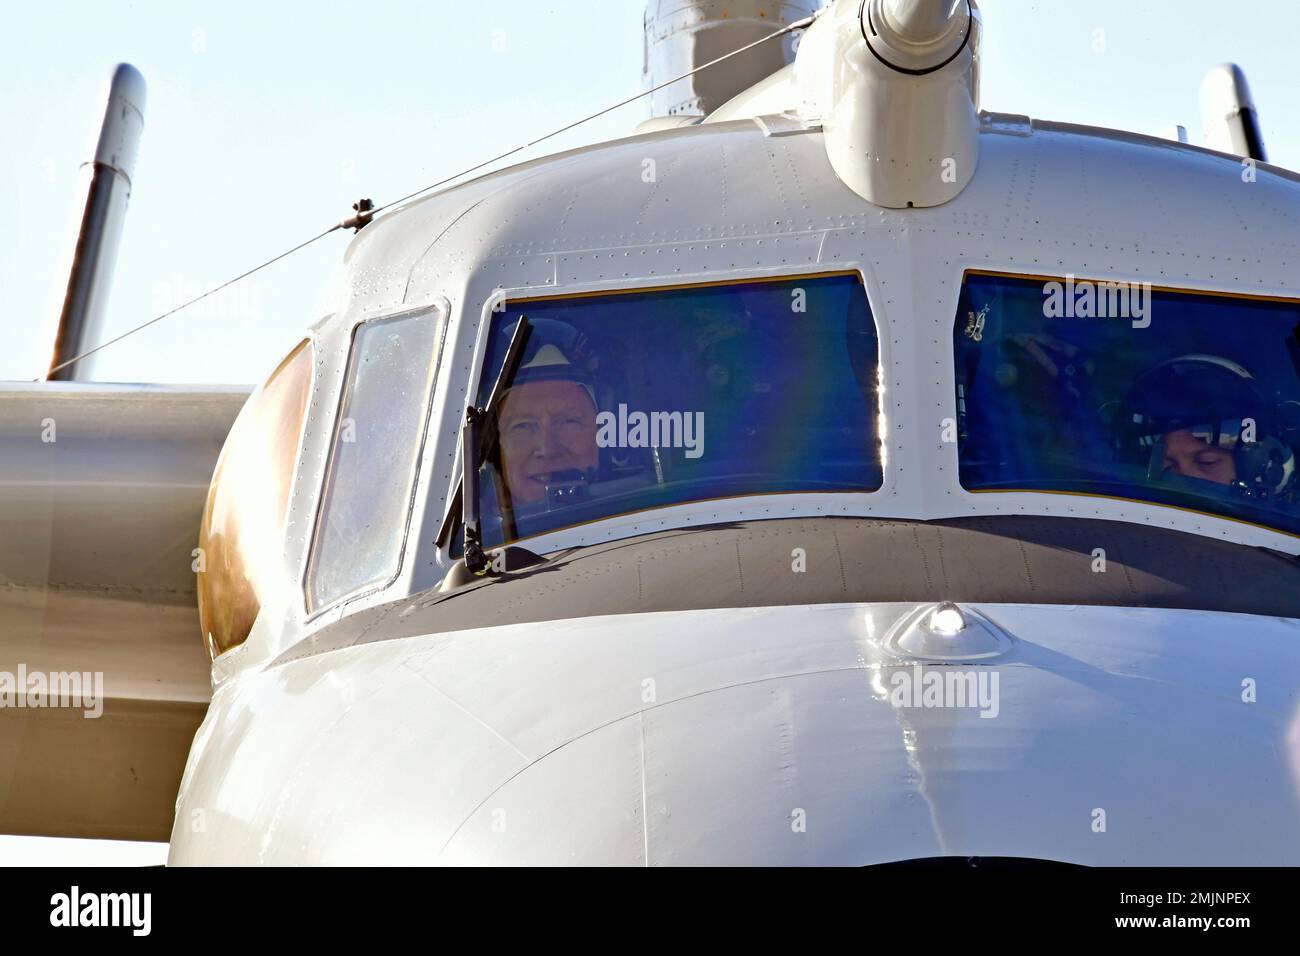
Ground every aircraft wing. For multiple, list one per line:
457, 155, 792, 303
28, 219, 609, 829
0, 382, 246, 841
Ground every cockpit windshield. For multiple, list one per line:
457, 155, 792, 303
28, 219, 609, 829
954, 270, 1300, 536
456, 272, 882, 550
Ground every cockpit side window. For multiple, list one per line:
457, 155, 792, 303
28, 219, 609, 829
452, 271, 882, 552
198, 339, 313, 660
306, 307, 444, 613
952, 270, 1300, 535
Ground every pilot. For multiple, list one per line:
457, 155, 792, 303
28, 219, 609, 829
1117, 354, 1296, 499
1160, 427, 1237, 486
486, 318, 602, 526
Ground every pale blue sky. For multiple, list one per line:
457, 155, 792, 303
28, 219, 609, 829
1, 0, 1296, 863
3, 0, 1297, 386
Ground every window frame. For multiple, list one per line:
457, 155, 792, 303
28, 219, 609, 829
440, 267, 890, 561
303, 303, 449, 619
950, 267, 1300, 541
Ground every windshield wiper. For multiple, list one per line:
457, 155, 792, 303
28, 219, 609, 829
436, 316, 533, 575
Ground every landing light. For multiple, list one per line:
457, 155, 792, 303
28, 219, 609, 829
928, 603, 966, 636
879, 602, 1013, 663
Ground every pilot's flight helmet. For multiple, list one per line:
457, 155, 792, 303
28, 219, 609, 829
1116, 353, 1295, 498
489, 315, 599, 400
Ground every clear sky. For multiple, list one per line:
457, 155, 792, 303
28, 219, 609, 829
3, 0, 1298, 386
1, 0, 1297, 862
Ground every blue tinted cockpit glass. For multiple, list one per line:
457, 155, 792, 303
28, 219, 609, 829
462, 272, 881, 548
953, 270, 1300, 535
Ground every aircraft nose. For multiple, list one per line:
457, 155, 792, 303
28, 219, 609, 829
171, 600, 1300, 865
430, 603, 1300, 866
439, 668, 952, 866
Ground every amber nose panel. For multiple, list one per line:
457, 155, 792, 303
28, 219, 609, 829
198, 340, 312, 660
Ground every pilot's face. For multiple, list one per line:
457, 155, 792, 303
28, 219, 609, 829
498, 379, 599, 504
1162, 428, 1237, 486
